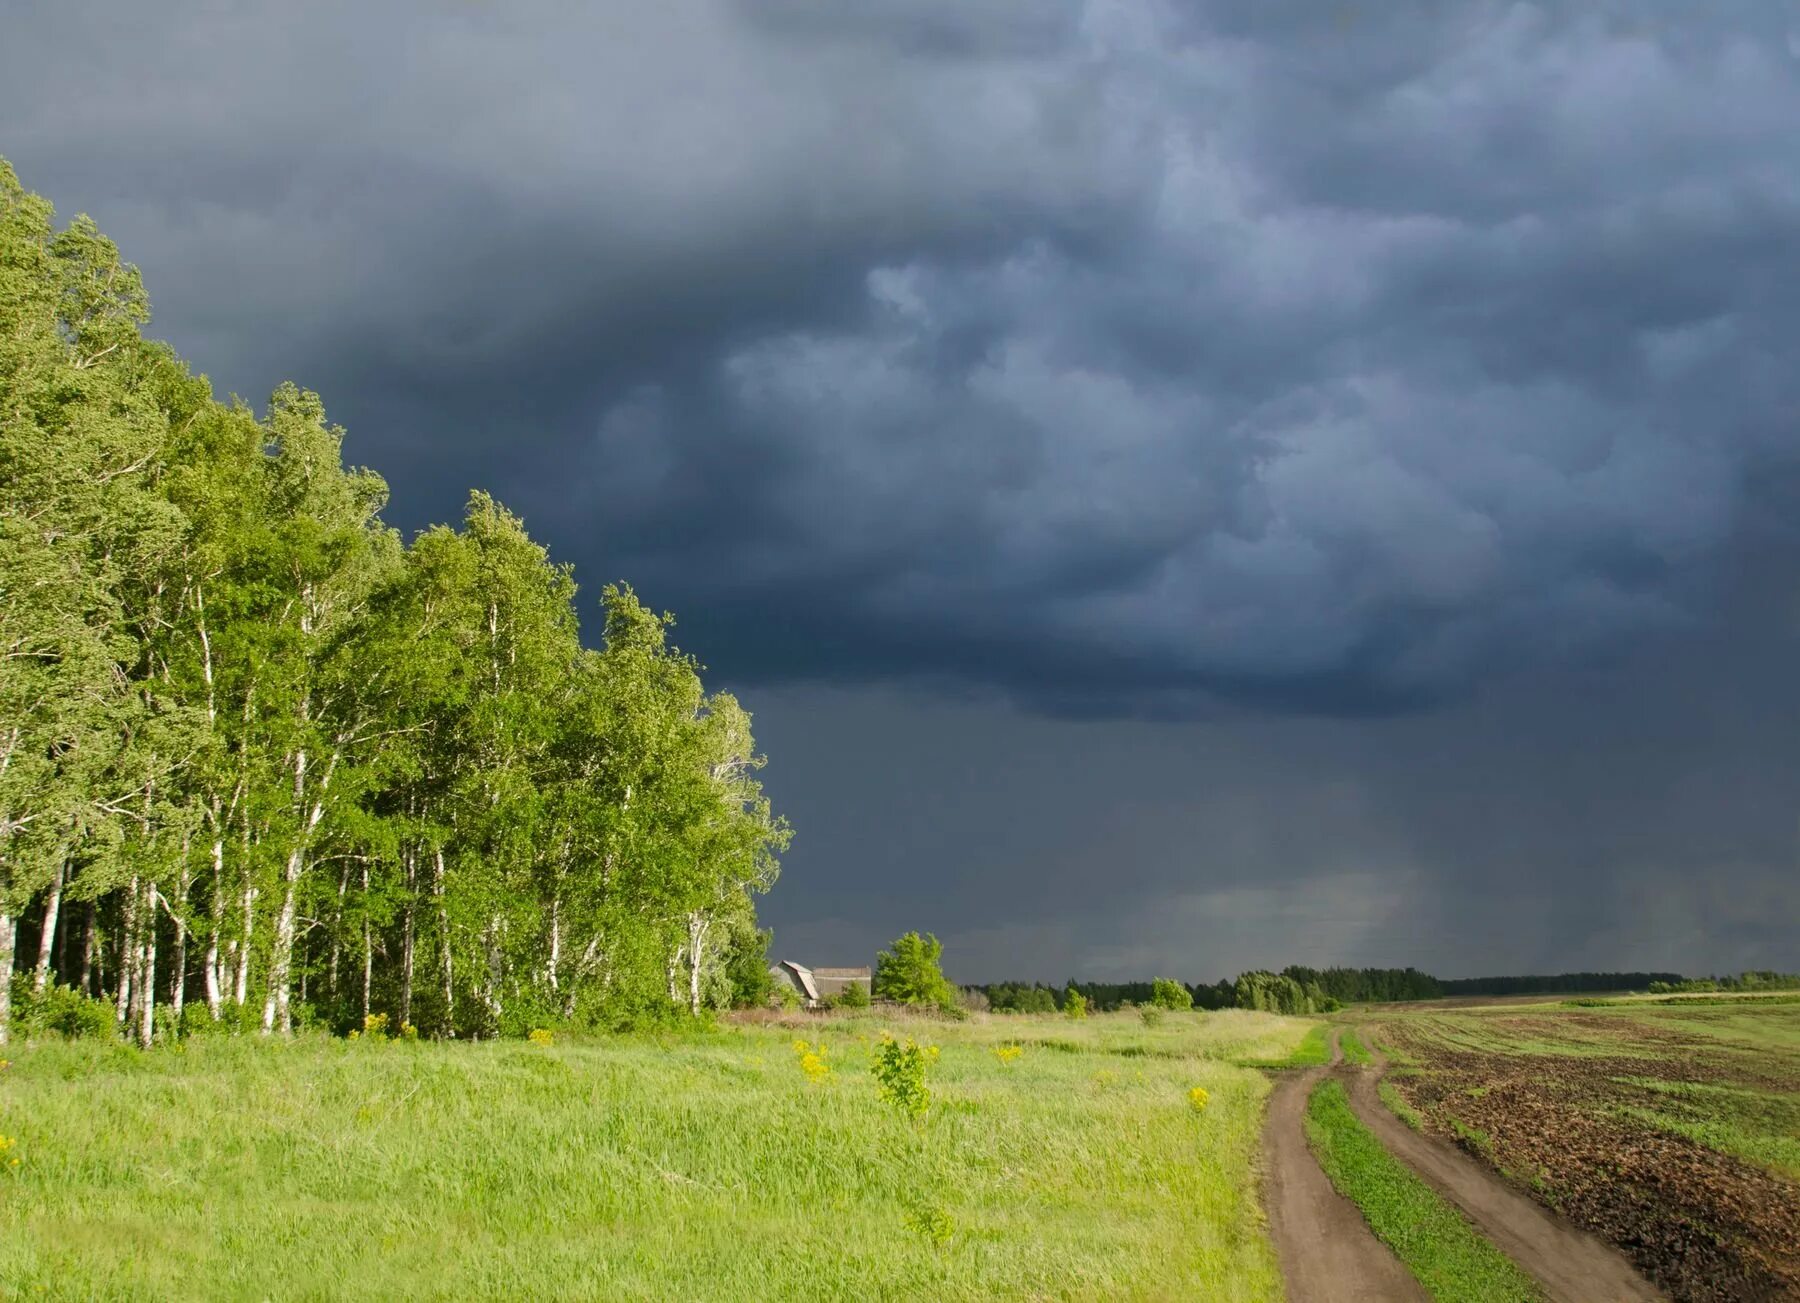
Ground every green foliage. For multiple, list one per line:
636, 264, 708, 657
985, 982, 1059, 1014
1063, 989, 1088, 1019
871, 1034, 934, 1120
1339, 1029, 1373, 1066
1304, 1081, 1542, 1303
7, 981, 113, 1040
872, 932, 955, 1010
1649, 971, 1799, 995
722, 925, 775, 1009
0, 160, 789, 1045
830, 980, 871, 1010
1151, 977, 1193, 1011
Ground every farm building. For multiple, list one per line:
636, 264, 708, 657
769, 961, 872, 1007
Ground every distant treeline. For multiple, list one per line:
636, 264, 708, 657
978, 965, 1441, 1015
1436, 971, 1684, 996
1647, 971, 1799, 995
972, 966, 1749, 1014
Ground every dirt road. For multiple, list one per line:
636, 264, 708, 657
1347, 1033, 1665, 1303
1260, 1032, 1427, 1303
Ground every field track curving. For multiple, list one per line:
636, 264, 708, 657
1260, 1030, 1428, 1303
1347, 1031, 1665, 1303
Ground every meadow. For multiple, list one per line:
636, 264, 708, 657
0, 1008, 1311, 1302
1363, 997, 1800, 1303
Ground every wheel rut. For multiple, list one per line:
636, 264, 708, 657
1261, 1029, 1427, 1303
1344, 1028, 1665, 1303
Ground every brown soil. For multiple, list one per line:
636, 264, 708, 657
1347, 1037, 1664, 1303
1261, 1033, 1428, 1303
1379, 1021, 1800, 1303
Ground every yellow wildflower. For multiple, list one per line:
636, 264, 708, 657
1187, 1086, 1210, 1113
528, 1028, 554, 1047
992, 1044, 1023, 1064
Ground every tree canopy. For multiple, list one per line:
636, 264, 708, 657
0, 160, 789, 1044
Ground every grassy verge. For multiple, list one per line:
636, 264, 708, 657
0, 1009, 1312, 1301
1304, 1080, 1542, 1303
1379, 1079, 1424, 1131
1237, 1022, 1330, 1070
1339, 1028, 1372, 1066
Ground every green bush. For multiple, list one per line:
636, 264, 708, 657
873, 932, 956, 1010
871, 1035, 934, 1120
830, 981, 871, 1009
1063, 989, 1088, 1019
1150, 977, 1193, 1011
10, 980, 116, 1040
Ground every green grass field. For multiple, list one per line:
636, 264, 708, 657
1303, 1080, 1542, 1303
0, 1009, 1310, 1302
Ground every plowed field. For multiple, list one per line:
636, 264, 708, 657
1369, 1000, 1800, 1303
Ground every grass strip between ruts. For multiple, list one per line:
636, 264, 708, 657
1304, 1079, 1542, 1303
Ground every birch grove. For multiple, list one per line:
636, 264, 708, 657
0, 160, 788, 1044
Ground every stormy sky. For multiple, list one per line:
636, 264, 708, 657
6, 1, 1799, 980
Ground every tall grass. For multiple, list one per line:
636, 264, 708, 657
0, 1009, 1308, 1301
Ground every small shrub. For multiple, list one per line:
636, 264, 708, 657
1151, 978, 1193, 1011
872, 1034, 932, 1118
1063, 989, 1088, 1020
11, 981, 114, 1040
830, 982, 871, 1010
902, 1199, 954, 1247
1139, 1006, 1164, 1027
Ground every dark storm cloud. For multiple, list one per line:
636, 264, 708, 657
7, 1, 1800, 714
5, 2, 1800, 977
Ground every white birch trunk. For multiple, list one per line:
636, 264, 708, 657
0, 912, 14, 1045
233, 880, 254, 1006
399, 848, 416, 1029
360, 861, 372, 1023
33, 857, 64, 993
169, 869, 190, 1025
435, 848, 455, 1037
686, 911, 709, 1016
78, 902, 95, 995
116, 876, 139, 1025
204, 835, 225, 1017
137, 883, 158, 1049
261, 845, 304, 1034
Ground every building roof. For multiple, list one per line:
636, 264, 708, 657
773, 960, 820, 1003
810, 966, 872, 981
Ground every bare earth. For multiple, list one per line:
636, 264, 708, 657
1349, 1031, 1666, 1303
1260, 1033, 1428, 1303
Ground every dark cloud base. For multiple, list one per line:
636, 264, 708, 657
5, 0, 1799, 974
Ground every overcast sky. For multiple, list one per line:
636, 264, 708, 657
6, 1, 1799, 980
